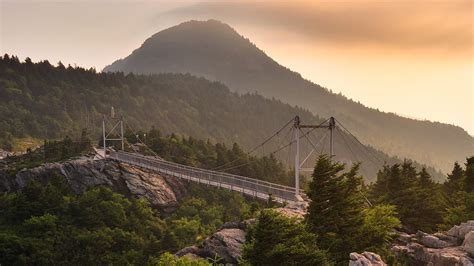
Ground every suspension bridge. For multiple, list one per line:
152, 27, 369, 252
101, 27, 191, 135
98, 113, 383, 203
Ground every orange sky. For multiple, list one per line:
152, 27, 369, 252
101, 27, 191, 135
1, 0, 473, 134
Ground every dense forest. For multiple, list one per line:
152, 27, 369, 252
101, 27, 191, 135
0, 174, 261, 265
0, 55, 444, 182
104, 19, 474, 173
243, 155, 474, 265
1, 135, 471, 264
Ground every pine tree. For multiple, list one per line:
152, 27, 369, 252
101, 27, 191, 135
445, 162, 465, 193
439, 157, 474, 229
464, 157, 474, 192
371, 163, 446, 232
243, 210, 330, 265
305, 155, 365, 262
412, 168, 445, 232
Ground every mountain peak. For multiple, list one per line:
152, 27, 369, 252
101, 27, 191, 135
103, 21, 474, 173
104, 19, 281, 81
141, 19, 247, 52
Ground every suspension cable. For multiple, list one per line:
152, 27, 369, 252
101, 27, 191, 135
212, 117, 295, 170
335, 127, 359, 163
335, 118, 384, 165
124, 122, 162, 159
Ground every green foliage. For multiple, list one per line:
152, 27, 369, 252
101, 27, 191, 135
2, 134, 92, 174
0, 177, 166, 264
305, 155, 400, 263
439, 191, 474, 230
243, 209, 330, 266
465, 157, 474, 192
148, 252, 210, 266
370, 161, 445, 232
359, 204, 401, 256
305, 155, 365, 262
439, 157, 474, 230
165, 184, 262, 251
445, 162, 465, 193
0, 175, 260, 264
0, 54, 319, 158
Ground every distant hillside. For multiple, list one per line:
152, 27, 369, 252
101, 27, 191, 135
0, 55, 444, 182
104, 20, 474, 173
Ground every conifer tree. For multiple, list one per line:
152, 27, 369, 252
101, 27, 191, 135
305, 155, 365, 262
439, 157, 474, 229
243, 210, 330, 265
445, 162, 465, 193
464, 157, 474, 192
371, 163, 446, 232
411, 168, 445, 232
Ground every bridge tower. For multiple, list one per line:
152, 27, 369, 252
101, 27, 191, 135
293, 116, 335, 199
101, 107, 125, 157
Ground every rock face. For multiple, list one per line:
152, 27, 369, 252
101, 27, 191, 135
349, 252, 386, 266
449, 221, 474, 240
392, 221, 474, 265
0, 149, 13, 160
0, 158, 187, 213
463, 231, 474, 257
274, 202, 307, 219
176, 221, 250, 265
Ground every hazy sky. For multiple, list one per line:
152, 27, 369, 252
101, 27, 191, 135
1, 0, 473, 135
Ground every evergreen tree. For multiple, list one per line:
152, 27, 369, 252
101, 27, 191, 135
464, 157, 474, 192
371, 163, 446, 232
444, 162, 465, 194
439, 157, 474, 229
412, 168, 445, 232
305, 155, 365, 262
243, 210, 330, 265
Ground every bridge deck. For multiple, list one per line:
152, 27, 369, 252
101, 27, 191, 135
109, 151, 304, 203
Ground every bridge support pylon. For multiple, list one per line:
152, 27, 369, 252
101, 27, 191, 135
101, 107, 125, 157
293, 115, 336, 201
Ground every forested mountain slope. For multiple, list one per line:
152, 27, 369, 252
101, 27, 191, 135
104, 20, 474, 173
0, 55, 444, 182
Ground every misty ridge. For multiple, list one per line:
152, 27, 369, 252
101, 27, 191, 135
0, 54, 446, 183
104, 19, 474, 174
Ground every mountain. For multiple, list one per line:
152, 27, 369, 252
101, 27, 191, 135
0, 55, 444, 182
104, 20, 474, 173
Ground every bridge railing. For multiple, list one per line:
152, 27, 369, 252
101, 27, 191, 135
109, 151, 300, 202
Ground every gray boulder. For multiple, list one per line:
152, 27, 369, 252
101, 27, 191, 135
392, 222, 474, 265
448, 221, 474, 240
463, 231, 474, 257
416, 231, 449, 248
349, 252, 386, 266
176, 221, 247, 265
200, 228, 246, 264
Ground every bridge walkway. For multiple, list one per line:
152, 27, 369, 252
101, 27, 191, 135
109, 151, 305, 203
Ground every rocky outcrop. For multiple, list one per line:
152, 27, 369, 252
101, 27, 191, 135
274, 201, 307, 219
463, 231, 474, 257
176, 220, 251, 265
349, 252, 386, 266
392, 221, 474, 265
449, 221, 474, 241
0, 158, 187, 213
0, 149, 13, 160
